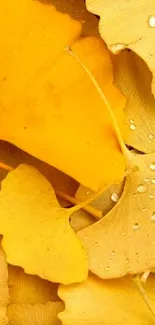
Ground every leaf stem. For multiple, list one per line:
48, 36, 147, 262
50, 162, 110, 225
55, 190, 102, 220
65, 45, 131, 166
133, 275, 155, 320
0, 161, 13, 171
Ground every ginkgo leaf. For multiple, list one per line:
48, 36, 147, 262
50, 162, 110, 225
0, 164, 88, 284
78, 150, 155, 278
86, 0, 155, 97
7, 302, 63, 325
58, 274, 155, 325
66, 42, 155, 279
8, 265, 59, 304
0, 242, 9, 325
113, 50, 155, 153
76, 181, 124, 216
0, 0, 126, 191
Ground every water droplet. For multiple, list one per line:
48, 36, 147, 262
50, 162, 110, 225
111, 250, 115, 256
149, 162, 155, 170
130, 123, 136, 131
151, 177, 155, 184
108, 258, 112, 262
122, 232, 126, 236
148, 133, 154, 140
151, 212, 155, 221
148, 53, 153, 59
137, 184, 147, 193
111, 193, 119, 202
109, 43, 125, 53
142, 206, 147, 212
83, 236, 87, 240
149, 16, 155, 27
133, 223, 140, 230
86, 191, 90, 195
94, 242, 99, 247
144, 178, 149, 183
105, 266, 110, 271
149, 194, 154, 199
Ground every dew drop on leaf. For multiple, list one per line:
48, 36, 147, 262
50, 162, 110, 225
111, 193, 119, 202
148, 133, 154, 140
133, 223, 140, 230
151, 212, 155, 221
129, 123, 136, 131
149, 16, 155, 27
149, 162, 155, 170
137, 184, 147, 193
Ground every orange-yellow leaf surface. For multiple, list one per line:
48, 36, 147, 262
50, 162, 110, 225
113, 50, 155, 153
7, 302, 63, 325
86, 0, 155, 97
0, 0, 126, 191
8, 265, 59, 304
0, 165, 88, 284
0, 243, 9, 325
78, 151, 155, 278
58, 274, 155, 325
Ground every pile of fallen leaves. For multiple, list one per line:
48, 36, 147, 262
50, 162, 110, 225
1, 0, 155, 324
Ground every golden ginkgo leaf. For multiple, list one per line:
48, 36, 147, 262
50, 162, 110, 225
0, 243, 9, 325
58, 274, 155, 325
86, 0, 155, 97
0, 0, 126, 191
8, 265, 59, 304
0, 165, 88, 284
79, 151, 155, 278
113, 50, 155, 153
7, 302, 64, 325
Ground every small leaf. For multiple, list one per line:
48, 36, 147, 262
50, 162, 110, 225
0, 165, 88, 284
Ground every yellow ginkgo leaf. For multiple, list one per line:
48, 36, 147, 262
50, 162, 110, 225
113, 50, 155, 153
7, 302, 64, 325
8, 265, 59, 304
0, 242, 9, 325
58, 274, 155, 325
0, 164, 88, 284
86, 0, 155, 97
76, 181, 124, 216
79, 151, 155, 278
0, 0, 126, 191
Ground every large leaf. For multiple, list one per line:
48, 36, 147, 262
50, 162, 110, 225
0, 0, 126, 191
